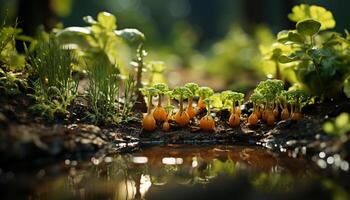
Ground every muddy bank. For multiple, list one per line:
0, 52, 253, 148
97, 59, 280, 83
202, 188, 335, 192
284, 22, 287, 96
1, 93, 349, 173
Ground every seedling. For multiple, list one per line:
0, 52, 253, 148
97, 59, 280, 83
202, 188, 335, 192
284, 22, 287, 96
278, 91, 290, 120
224, 91, 244, 127
29, 39, 77, 120
184, 82, 199, 119
140, 86, 158, 131
275, 4, 350, 99
162, 105, 175, 132
86, 61, 119, 124
199, 98, 215, 131
172, 86, 192, 127
153, 83, 169, 122
248, 93, 264, 126
254, 79, 284, 126
286, 89, 309, 121
197, 86, 214, 110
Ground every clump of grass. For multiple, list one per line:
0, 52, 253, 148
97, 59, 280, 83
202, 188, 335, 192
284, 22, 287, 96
29, 39, 78, 120
119, 74, 138, 122
86, 61, 119, 124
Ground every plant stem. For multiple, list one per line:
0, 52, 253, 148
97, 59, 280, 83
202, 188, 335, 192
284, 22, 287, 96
179, 95, 183, 113
158, 95, 162, 107
147, 95, 152, 115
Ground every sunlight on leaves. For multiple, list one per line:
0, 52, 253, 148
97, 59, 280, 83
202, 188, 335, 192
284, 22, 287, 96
288, 4, 336, 30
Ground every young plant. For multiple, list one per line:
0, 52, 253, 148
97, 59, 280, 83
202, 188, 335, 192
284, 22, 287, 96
184, 82, 199, 118
29, 39, 78, 120
276, 4, 350, 99
197, 86, 214, 110
278, 91, 290, 120
119, 74, 137, 122
225, 91, 245, 127
254, 79, 284, 126
162, 105, 175, 132
86, 61, 119, 124
153, 83, 169, 122
0, 20, 27, 96
172, 86, 192, 127
199, 98, 215, 131
286, 89, 309, 121
248, 93, 264, 126
139, 86, 158, 131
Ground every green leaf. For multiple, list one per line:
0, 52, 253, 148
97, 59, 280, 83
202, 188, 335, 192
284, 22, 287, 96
344, 76, 350, 98
56, 27, 93, 49
279, 55, 297, 63
277, 30, 290, 43
288, 4, 336, 30
97, 12, 117, 31
296, 19, 321, 36
288, 31, 305, 44
115, 28, 145, 44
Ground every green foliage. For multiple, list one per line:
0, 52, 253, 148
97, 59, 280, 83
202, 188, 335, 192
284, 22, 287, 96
324, 113, 350, 138
0, 21, 25, 70
296, 19, 321, 36
285, 89, 309, 112
254, 79, 284, 102
205, 26, 266, 91
86, 61, 119, 124
0, 20, 27, 96
29, 40, 77, 120
197, 86, 214, 99
288, 4, 336, 30
120, 75, 137, 122
57, 11, 144, 73
173, 86, 192, 101
272, 4, 350, 98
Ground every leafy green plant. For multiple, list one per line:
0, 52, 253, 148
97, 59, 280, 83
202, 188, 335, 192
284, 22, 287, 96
197, 86, 214, 110
140, 86, 158, 131
152, 83, 169, 122
199, 98, 215, 131
253, 79, 284, 125
324, 113, 350, 139
285, 89, 309, 120
173, 86, 192, 127
119, 75, 137, 122
0, 19, 27, 96
184, 82, 199, 119
86, 61, 119, 124
274, 4, 350, 98
57, 11, 145, 72
29, 39, 78, 120
222, 91, 244, 127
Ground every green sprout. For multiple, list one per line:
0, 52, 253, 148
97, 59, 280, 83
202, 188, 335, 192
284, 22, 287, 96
86, 61, 119, 124
173, 86, 192, 114
224, 91, 245, 115
286, 89, 309, 115
29, 39, 78, 120
197, 86, 214, 110
153, 83, 169, 107
139, 86, 158, 115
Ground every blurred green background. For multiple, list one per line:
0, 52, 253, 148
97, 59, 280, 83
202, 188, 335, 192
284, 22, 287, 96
1, 0, 349, 91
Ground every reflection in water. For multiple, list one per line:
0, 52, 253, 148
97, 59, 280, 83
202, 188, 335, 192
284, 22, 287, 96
4, 145, 328, 199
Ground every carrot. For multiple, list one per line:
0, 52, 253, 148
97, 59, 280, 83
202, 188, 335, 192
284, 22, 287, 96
281, 108, 290, 120
200, 115, 215, 131
153, 106, 167, 122
143, 114, 156, 131
248, 112, 258, 126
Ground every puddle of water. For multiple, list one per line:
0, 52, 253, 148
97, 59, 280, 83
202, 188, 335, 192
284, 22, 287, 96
0, 145, 336, 200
